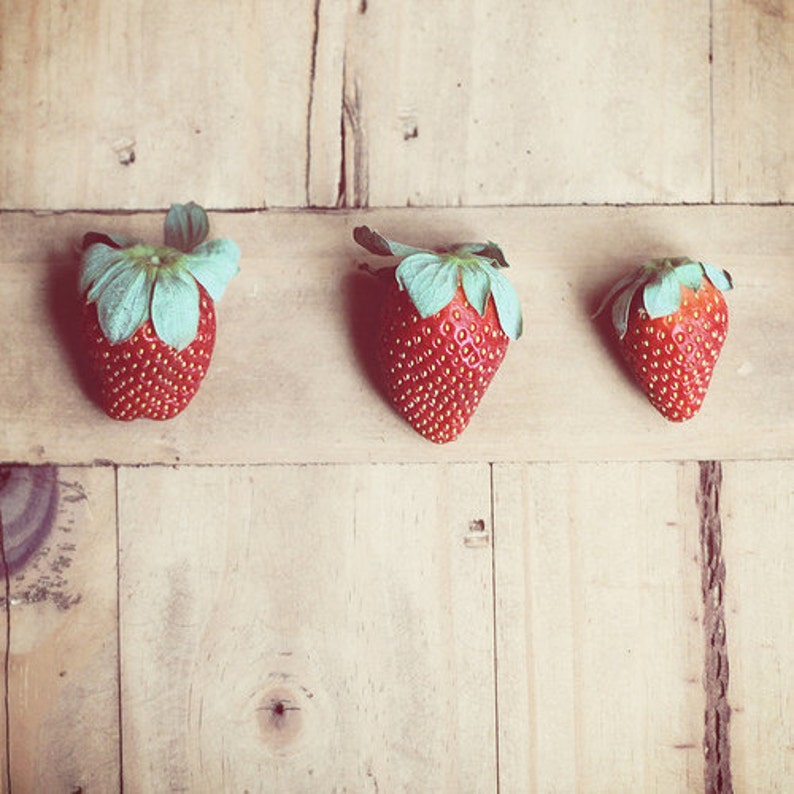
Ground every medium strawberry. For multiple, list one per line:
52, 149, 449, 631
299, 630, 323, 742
79, 202, 240, 420
595, 257, 733, 421
354, 226, 522, 443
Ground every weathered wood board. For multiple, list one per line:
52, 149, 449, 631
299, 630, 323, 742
117, 463, 495, 792
1, 206, 792, 465
0, 0, 790, 791
713, 0, 794, 203
722, 461, 794, 792
5, 0, 791, 209
1, 465, 119, 793
493, 462, 705, 792
0, 0, 321, 210
344, 0, 711, 206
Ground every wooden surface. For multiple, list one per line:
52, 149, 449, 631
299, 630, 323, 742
2, 467, 119, 793
117, 464, 495, 792
713, 0, 794, 203
493, 462, 705, 792
2, 0, 792, 209
1, 0, 792, 792
722, 461, 794, 791
1, 206, 792, 465
2, 461, 790, 791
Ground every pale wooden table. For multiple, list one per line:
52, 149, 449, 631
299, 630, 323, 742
1, 2, 791, 792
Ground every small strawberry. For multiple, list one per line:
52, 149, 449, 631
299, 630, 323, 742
354, 226, 522, 443
79, 202, 240, 420
594, 257, 733, 421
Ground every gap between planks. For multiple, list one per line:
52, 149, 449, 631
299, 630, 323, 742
698, 461, 733, 794
0, 202, 792, 214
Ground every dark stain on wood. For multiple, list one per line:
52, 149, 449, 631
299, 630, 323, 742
698, 460, 733, 794
0, 466, 82, 610
0, 465, 59, 573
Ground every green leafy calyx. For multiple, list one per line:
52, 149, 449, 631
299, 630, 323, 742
80, 202, 240, 350
164, 201, 210, 252
353, 225, 523, 340
594, 257, 733, 339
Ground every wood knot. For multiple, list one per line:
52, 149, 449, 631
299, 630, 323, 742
257, 687, 303, 750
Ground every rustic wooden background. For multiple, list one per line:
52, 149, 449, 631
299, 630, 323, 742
0, 1, 792, 792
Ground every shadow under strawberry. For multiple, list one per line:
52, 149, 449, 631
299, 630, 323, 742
585, 277, 640, 394
342, 262, 395, 406
46, 244, 101, 407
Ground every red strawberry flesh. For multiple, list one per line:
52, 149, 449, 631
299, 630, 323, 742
378, 284, 508, 443
83, 287, 216, 420
619, 278, 728, 421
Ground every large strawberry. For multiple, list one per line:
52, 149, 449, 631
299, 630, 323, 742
595, 257, 733, 421
353, 226, 522, 443
79, 202, 240, 420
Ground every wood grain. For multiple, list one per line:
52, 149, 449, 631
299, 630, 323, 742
2, 1, 789, 209
343, 0, 711, 206
1, 206, 791, 465
1, 0, 721, 210
722, 461, 794, 791
117, 463, 495, 792
0, 3, 790, 792
713, 0, 794, 202
3, 466, 119, 793
0, 0, 319, 210
493, 461, 705, 792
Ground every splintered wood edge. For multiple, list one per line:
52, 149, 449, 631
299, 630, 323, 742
698, 461, 733, 794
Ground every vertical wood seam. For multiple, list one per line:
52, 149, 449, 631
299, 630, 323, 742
114, 465, 124, 794
0, 501, 11, 793
708, 0, 717, 203
698, 460, 732, 794
342, 77, 369, 208
488, 463, 501, 794
336, 55, 348, 209
339, 1, 369, 209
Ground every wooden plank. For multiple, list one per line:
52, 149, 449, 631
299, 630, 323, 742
713, 0, 794, 203
1, 1, 718, 210
1, 465, 119, 792
1, 206, 792, 465
343, 0, 711, 206
117, 463, 495, 792
722, 461, 794, 791
493, 461, 705, 792
0, 0, 323, 210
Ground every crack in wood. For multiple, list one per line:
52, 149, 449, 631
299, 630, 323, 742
698, 460, 733, 794
305, 0, 322, 207
336, 58, 348, 209
341, 76, 369, 208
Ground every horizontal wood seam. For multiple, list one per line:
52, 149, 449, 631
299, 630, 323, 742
114, 464, 125, 794
1, 202, 793, 215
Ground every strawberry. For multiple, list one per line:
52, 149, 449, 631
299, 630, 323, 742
79, 202, 240, 420
354, 226, 522, 443
595, 257, 733, 422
